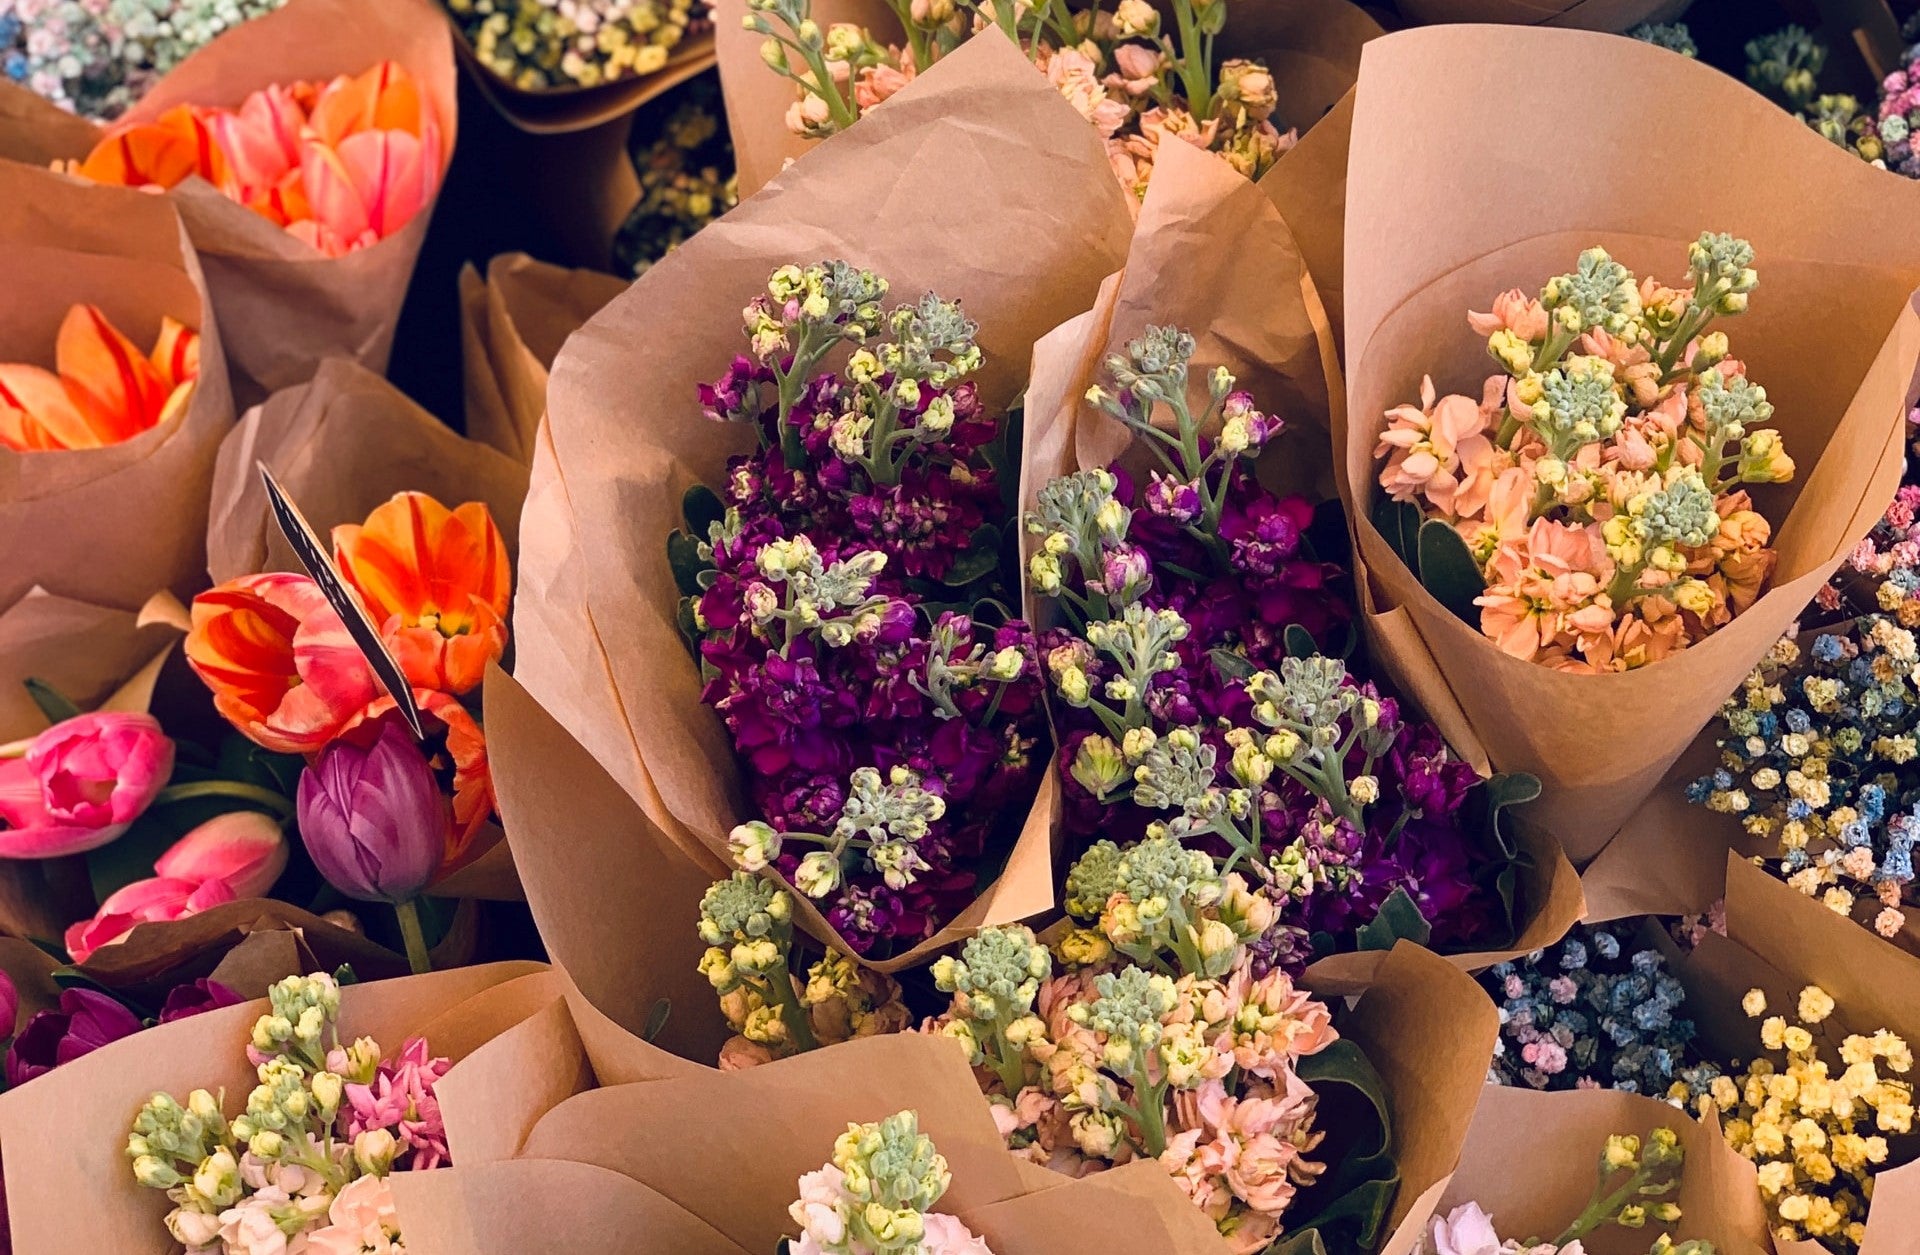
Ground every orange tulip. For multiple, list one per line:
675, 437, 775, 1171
306, 61, 432, 148
349, 688, 494, 866
331, 492, 511, 696
185, 572, 381, 755
0, 305, 199, 453
68, 104, 230, 192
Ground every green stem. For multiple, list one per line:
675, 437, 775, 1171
151, 780, 295, 820
394, 898, 432, 975
764, 961, 821, 1052
1170, 0, 1214, 120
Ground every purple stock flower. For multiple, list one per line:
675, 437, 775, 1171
5, 988, 141, 1086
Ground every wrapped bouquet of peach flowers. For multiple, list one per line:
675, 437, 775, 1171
1375, 234, 1795, 675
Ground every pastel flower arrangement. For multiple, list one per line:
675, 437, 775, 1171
1688, 608, 1920, 941
926, 841, 1394, 1255
742, 0, 1291, 195
1687, 986, 1914, 1252
683, 261, 1047, 956
0, 0, 288, 120
1374, 234, 1795, 673
63, 59, 444, 258
442, 0, 699, 91
1870, 39, 1920, 180
614, 74, 737, 277
127, 971, 448, 1255
785, 1109, 993, 1255
185, 491, 512, 971
0, 303, 200, 452
1036, 327, 1526, 970
1480, 922, 1719, 1098
1420, 1127, 1713, 1255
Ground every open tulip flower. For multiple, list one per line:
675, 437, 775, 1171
0, 304, 200, 452
184, 571, 381, 755
66, 60, 443, 258
0, 712, 175, 858
332, 491, 510, 696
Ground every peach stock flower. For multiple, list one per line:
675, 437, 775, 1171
0, 305, 199, 452
331, 492, 511, 696
185, 572, 380, 755
1467, 288, 1548, 341
1375, 376, 1493, 517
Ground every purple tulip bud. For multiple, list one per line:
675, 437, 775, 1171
296, 721, 446, 904
157, 978, 245, 1024
5, 988, 141, 1086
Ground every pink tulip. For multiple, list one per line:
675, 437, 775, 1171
206, 82, 309, 201
63, 810, 286, 962
296, 120, 441, 258
0, 712, 174, 858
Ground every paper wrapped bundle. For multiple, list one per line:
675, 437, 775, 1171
0, 961, 551, 1253
197, 357, 528, 899
1390, 0, 1689, 29
1339, 26, 1920, 863
389, 941, 1497, 1255
1380, 1083, 1772, 1255
457, 254, 628, 466
0, 0, 457, 407
713, 0, 1380, 199
512, 31, 1139, 969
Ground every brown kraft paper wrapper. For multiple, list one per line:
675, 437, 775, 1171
1395, 1084, 1769, 1255
513, 32, 1137, 970
453, 27, 717, 135
0, 0, 458, 408
457, 254, 628, 466
1341, 25, 1920, 864
1391, 0, 1690, 29
200, 357, 529, 896
0, 960, 546, 1254
1012, 136, 1581, 991
715, 0, 1378, 200
1260, 87, 1358, 356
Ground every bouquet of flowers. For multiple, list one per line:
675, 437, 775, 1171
1687, 985, 1914, 1252
1480, 921, 1719, 1097
1375, 234, 1792, 674
679, 260, 1047, 957
784, 1109, 994, 1255
126, 971, 447, 1253
1421, 1127, 1712, 1255
1035, 326, 1530, 970
1873, 38, 1920, 180
0, 302, 201, 453
443, 0, 700, 91
62, 58, 443, 259
0, 0, 288, 120
615, 72, 738, 277
740, 0, 1291, 197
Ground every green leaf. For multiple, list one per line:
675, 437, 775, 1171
1416, 517, 1485, 624
334, 964, 360, 987
21, 678, 81, 726
681, 484, 725, 538
1286, 1038, 1399, 1252
1268, 1230, 1329, 1255
667, 531, 709, 598
1468, 771, 1543, 945
1354, 887, 1434, 952
1369, 497, 1422, 571
1284, 624, 1319, 660
940, 524, 1003, 588
643, 998, 672, 1042
1209, 648, 1257, 682
989, 403, 1026, 522
675, 598, 702, 661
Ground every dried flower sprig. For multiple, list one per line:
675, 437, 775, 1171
444, 0, 698, 91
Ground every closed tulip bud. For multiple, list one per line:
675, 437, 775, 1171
296, 721, 445, 904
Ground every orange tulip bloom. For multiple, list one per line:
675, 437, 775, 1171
332, 492, 511, 697
0, 305, 200, 453
307, 61, 432, 148
67, 104, 230, 192
350, 688, 494, 866
186, 572, 381, 755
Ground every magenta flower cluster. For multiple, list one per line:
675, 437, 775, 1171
1033, 327, 1504, 971
685, 261, 1045, 955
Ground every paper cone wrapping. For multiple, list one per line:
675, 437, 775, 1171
1392, 0, 1689, 28
454, 27, 718, 134
1260, 88, 1356, 353
0, 960, 546, 1254
716, 0, 1376, 200
1384, 1084, 1771, 1255
197, 357, 528, 896
514, 32, 1138, 969
457, 254, 627, 466
0, 162, 235, 621
0, 0, 457, 408
1340, 26, 1920, 863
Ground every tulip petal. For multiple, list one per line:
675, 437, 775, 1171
154, 810, 288, 898
299, 137, 374, 246
148, 317, 201, 393
308, 60, 428, 147
74, 105, 229, 191
56, 304, 169, 444
0, 362, 94, 450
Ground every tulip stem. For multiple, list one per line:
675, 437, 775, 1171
394, 898, 432, 975
151, 781, 295, 820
